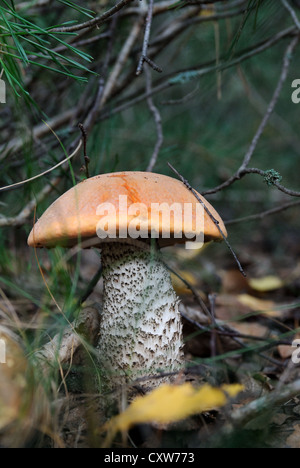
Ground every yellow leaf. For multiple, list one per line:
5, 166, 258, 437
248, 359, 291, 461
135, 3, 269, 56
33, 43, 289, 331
248, 276, 284, 292
171, 271, 198, 295
237, 294, 279, 317
222, 384, 245, 398
230, 321, 269, 338
0, 332, 27, 430
199, 3, 215, 17
103, 383, 244, 436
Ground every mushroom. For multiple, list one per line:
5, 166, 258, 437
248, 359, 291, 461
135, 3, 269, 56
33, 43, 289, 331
28, 172, 226, 389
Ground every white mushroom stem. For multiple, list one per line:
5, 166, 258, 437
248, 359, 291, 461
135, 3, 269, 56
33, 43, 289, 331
97, 242, 184, 388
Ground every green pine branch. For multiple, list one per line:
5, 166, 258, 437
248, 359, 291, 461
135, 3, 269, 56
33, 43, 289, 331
0, 0, 96, 103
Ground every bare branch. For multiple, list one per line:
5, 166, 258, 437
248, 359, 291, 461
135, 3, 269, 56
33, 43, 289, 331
281, 0, 300, 30
226, 200, 300, 225
0, 139, 82, 193
136, 0, 162, 75
274, 181, 300, 197
98, 26, 296, 125
50, 0, 135, 33
166, 265, 212, 318
36, 306, 101, 372
167, 163, 246, 276
1, 26, 295, 161
202, 36, 299, 196
0, 176, 61, 227
0, 108, 76, 162
100, 17, 143, 107
82, 16, 117, 133
218, 167, 300, 198
145, 65, 164, 172
78, 124, 90, 179
231, 379, 300, 426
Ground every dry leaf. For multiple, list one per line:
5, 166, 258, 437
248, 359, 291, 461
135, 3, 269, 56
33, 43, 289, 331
174, 243, 209, 261
237, 294, 280, 318
278, 345, 294, 360
215, 294, 253, 320
293, 405, 300, 416
286, 424, 300, 448
0, 327, 50, 447
248, 276, 284, 292
230, 321, 269, 339
215, 294, 286, 321
181, 305, 240, 356
171, 271, 198, 295
103, 383, 244, 437
277, 333, 300, 360
0, 330, 28, 431
220, 269, 250, 295
199, 3, 215, 17
271, 413, 290, 426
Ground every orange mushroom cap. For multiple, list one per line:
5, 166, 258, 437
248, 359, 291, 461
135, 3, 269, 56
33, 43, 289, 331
28, 172, 227, 248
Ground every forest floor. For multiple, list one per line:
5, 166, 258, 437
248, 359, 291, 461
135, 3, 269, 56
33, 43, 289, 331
1, 224, 299, 448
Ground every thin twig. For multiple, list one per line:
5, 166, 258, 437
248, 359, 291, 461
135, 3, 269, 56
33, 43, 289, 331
0, 139, 82, 192
96, 26, 296, 125
167, 269, 281, 365
35, 306, 100, 371
230, 379, 300, 426
209, 293, 218, 358
281, 0, 300, 30
1, 26, 295, 160
78, 123, 90, 179
181, 305, 292, 346
83, 78, 105, 132
274, 181, 300, 197
203, 36, 299, 196
0, 108, 76, 162
226, 199, 300, 225
145, 65, 164, 172
0, 177, 61, 227
161, 84, 200, 105
100, 17, 143, 107
210, 167, 300, 198
136, 0, 162, 75
149, 5, 248, 52
165, 263, 212, 318
50, 0, 135, 33
241, 39, 298, 171
77, 266, 103, 307
167, 162, 246, 276
125, 0, 248, 16
81, 16, 118, 137
52, 33, 110, 55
